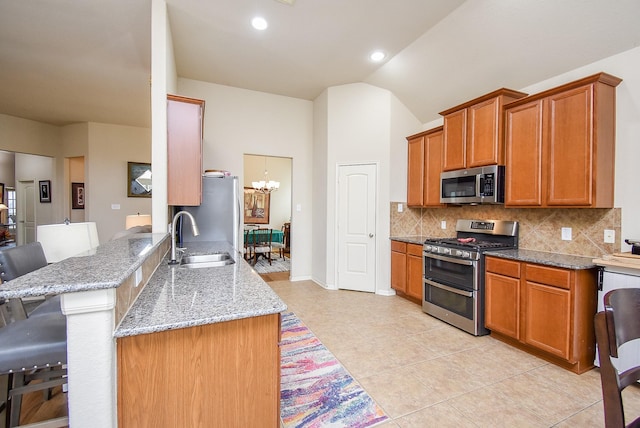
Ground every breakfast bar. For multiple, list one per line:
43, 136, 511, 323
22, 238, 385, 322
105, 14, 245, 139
0, 233, 287, 427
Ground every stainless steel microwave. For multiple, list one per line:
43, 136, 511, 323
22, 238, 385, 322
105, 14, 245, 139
440, 165, 505, 204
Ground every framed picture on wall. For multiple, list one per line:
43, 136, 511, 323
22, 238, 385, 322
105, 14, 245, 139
243, 187, 270, 224
127, 162, 152, 197
0, 182, 4, 204
39, 180, 51, 203
72, 182, 85, 209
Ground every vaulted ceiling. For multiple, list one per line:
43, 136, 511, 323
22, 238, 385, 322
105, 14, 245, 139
1, 0, 639, 128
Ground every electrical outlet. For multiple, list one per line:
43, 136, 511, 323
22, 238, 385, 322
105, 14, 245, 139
441, 220, 446, 230
561, 227, 572, 241
397, 203, 403, 213
604, 229, 615, 243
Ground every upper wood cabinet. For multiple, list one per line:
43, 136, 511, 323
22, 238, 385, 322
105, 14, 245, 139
504, 73, 621, 208
440, 89, 527, 171
406, 126, 444, 207
167, 94, 205, 206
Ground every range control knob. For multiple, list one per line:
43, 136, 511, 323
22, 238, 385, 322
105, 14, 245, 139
424, 245, 432, 252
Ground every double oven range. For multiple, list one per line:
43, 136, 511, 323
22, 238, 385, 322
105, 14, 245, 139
422, 219, 519, 336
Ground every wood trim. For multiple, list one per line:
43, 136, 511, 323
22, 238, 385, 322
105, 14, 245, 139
503, 72, 622, 109
439, 88, 528, 116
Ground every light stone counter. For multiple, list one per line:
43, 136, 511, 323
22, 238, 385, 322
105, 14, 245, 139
0, 233, 169, 299
114, 240, 287, 338
485, 248, 597, 270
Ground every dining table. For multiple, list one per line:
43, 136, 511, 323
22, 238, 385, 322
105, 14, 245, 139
245, 228, 284, 244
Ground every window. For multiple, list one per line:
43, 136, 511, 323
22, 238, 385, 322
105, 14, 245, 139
6, 188, 16, 234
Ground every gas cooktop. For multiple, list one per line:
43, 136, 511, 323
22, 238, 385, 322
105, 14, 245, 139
423, 219, 519, 259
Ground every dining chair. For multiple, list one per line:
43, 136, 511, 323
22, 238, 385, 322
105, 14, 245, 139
243, 228, 254, 261
250, 228, 273, 265
594, 287, 640, 428
271, 224, 286, 260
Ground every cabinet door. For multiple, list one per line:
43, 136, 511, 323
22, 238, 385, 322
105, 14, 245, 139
467, 97, 500, 167
523, 280, 572, 360
485, 271, 520, 339
407, 135, 424, 207
546, 84, 593, 206
406, 244, 423, 300
167, 95, 205, 206
423, 130, 444, 207
505, 100, 544, 206
390, 246, 407, 293
442, 109, 466, 171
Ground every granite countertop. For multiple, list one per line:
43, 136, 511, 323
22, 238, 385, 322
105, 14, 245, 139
0, 233, 169, 299
485, 249, 597, 270
390, 236, 428, 245
114, 241, 287, 338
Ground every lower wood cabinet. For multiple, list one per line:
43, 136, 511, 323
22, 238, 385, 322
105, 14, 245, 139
485, 256, 597, 374
391, 240, 423, 304
117, 313, 281, 427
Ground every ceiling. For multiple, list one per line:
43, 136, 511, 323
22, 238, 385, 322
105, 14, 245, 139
1, 0, 640, 129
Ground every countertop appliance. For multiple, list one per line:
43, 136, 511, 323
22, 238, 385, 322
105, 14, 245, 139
625, 238, 640, 255
422, 219, 519, 336
178, 176, 241, 255
440, 165, 505, 204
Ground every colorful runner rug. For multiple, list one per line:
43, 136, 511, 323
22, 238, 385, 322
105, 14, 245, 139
280, 312, 389, 428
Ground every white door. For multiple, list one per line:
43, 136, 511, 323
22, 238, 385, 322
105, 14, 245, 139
17, 180, 36, 245
337, 164, 377, 292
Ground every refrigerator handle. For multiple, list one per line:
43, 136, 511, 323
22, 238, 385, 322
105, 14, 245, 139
597, 267, 604, 292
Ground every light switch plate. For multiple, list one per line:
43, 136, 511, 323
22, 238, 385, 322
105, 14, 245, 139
604, 229, 615, 243
135, 267, 142, 287
561, 227, 572, 241
397, 203, 403, 213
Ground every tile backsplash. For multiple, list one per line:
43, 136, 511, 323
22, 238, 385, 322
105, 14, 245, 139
390, 203, 621, 258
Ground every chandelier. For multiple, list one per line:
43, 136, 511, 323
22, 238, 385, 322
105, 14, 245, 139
252, 157, 280, 194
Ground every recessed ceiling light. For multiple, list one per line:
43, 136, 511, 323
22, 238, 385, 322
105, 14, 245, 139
370, 50, 386, 62
252, 16, 268, 30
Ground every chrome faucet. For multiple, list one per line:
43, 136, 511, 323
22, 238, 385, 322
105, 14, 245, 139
169, 211, 200, 265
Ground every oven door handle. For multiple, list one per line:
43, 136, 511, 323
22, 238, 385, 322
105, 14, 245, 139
424, 278, 474, 298
423, 252, 474, 266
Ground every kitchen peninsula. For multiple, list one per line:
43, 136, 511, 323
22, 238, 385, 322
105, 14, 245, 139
0, 234, 287, 427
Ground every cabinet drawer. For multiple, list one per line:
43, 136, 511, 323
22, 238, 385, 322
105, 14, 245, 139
407, 243, 423, 256
525, 264, 571, 290
391, 241, 407, 253
486, 257, 521, 278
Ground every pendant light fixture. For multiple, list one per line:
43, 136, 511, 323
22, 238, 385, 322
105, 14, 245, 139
252, 156, 280, 194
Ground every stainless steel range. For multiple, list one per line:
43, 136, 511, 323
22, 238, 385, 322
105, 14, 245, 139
422, 219, 519, 336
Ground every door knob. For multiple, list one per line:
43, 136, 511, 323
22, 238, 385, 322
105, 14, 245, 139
369, 233, 374, 238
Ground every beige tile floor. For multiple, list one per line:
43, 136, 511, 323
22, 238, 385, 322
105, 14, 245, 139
269, 279, 640, 427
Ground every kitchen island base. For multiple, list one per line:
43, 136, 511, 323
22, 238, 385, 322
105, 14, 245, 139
117, 313, 281, 427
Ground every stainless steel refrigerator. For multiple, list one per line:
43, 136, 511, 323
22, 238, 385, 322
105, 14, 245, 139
179, 176, 241, 253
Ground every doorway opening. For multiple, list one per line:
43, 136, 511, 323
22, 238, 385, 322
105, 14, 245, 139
243, 154, 292, 278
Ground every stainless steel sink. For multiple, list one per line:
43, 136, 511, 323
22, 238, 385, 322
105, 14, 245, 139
179, 252, 235, 269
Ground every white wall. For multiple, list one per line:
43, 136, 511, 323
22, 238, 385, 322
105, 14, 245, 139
15, 153, 56, 225
322, 83, 419, 294
176, 78, 314, 280
312, 90, 329, 286
514, 47, 640, 251
0, 114, 62, 157
87, 123, 152, 243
